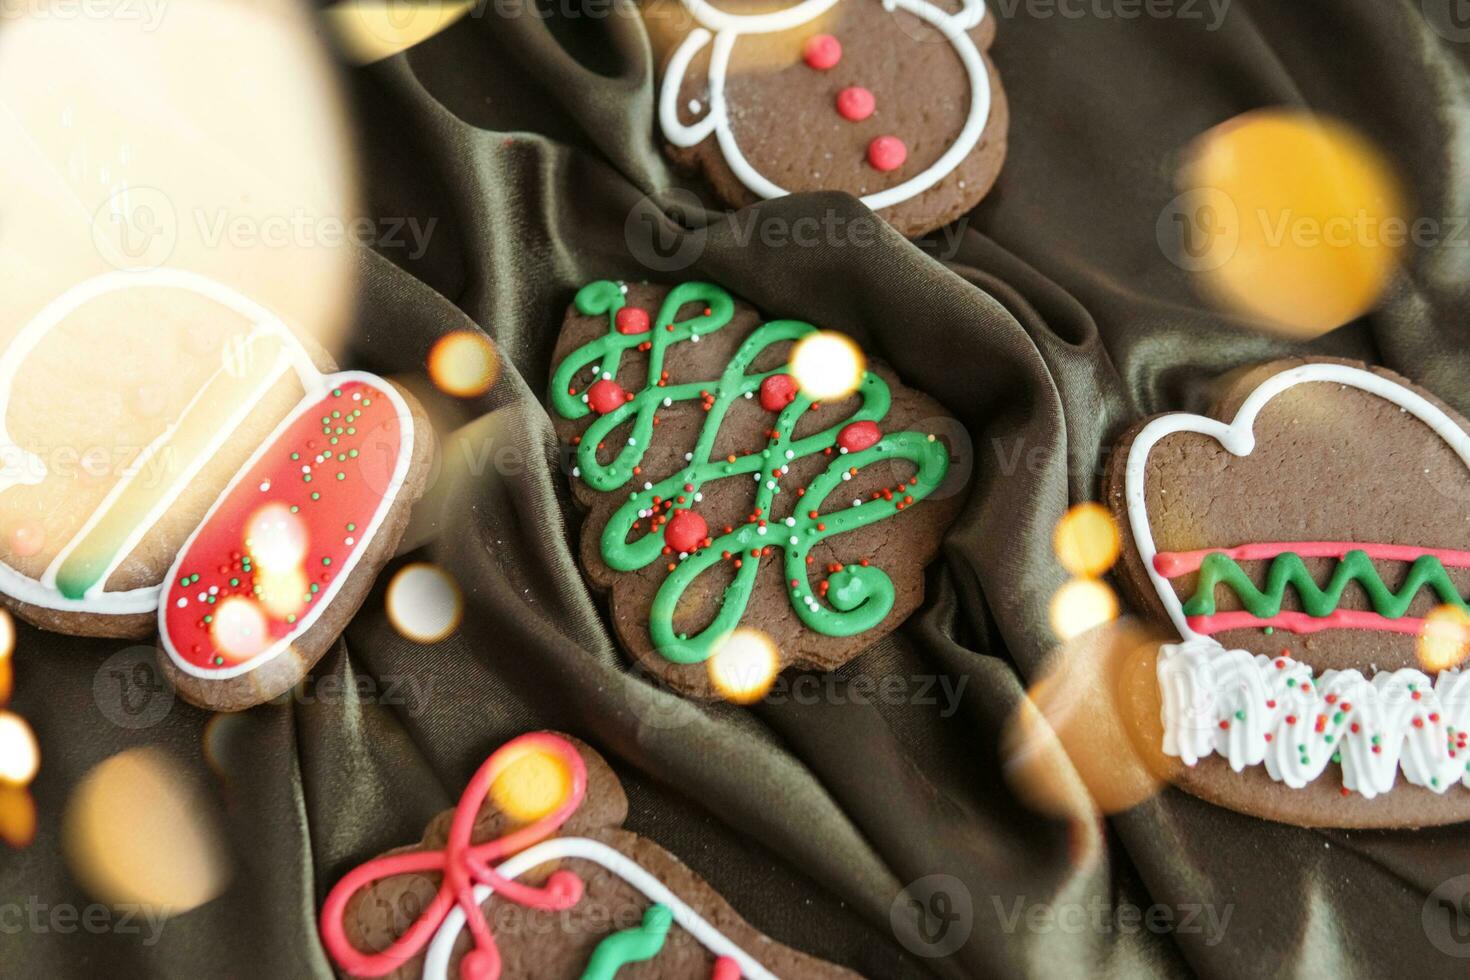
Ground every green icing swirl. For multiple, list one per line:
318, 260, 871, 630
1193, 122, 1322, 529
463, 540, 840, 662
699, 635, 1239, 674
579, 904, 672, 980
1182, 550, 1470, 618
552, 281, 951, 665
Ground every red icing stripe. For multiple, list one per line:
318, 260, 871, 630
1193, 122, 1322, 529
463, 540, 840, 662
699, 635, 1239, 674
1154, 541, 1470, 578
1186, 610, 1429, 637
161, 375, 406, 673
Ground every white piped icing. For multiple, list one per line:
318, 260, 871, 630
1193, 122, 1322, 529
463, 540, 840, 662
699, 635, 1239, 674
1159, 638, 1470, 798
657, 0, 992, 212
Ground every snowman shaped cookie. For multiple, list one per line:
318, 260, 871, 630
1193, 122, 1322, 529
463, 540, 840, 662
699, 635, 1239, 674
656, 0, 1008, 237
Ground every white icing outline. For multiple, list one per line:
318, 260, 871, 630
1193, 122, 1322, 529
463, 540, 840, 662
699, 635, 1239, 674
658, 0, 992, 212
157, 371, 414, 680
1159, 638, 1470, 798
420, 836, 778, 980
1123, 363, 1470, 641
0, 270, 321, 615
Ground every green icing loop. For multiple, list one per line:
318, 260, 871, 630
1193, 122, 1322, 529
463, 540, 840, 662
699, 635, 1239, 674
1182, 550, 1470, 619
579, 904, 673, 980
553, 280, 950, 665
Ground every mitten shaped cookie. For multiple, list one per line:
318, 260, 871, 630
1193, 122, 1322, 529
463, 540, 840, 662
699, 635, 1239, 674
1105, 357, 1470, 827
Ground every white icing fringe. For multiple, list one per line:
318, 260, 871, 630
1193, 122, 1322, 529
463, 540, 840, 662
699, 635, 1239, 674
1158, 639, 1470, 798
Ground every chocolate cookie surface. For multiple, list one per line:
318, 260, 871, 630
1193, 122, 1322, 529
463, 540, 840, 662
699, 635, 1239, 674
654, 0, 1008, 238
323, 732, 859, 979
548, 280, 964, 699
1104, 358, 1470, 827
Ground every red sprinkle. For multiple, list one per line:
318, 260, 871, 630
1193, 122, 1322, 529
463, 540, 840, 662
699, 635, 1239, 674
836, 86, 875, 121
838, 420, 881, 453
867, 135, 907, 172
586, 378, 627, 415
615, 307, 650, 334
663, 509, 708, 554
802, 34, 841, 70
759, 374, 798, 413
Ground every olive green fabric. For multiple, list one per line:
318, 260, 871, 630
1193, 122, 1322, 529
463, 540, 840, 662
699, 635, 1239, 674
6, 1, 1470, 977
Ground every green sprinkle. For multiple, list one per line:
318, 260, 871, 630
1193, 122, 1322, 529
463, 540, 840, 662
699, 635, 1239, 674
291, 452, 300, 460
332, 410, 341, 419
346, 427, 356, 436
333, 388, 342, 397
1234, 710, 1245, 720
303, 474, 312, 483
348, 449, 359, 458
203, 615, 212, 624
310, 583, 320, 593
206, 595, 216, 605
1263, 626, 1274, 635
311, 492, 321, 501
290, 505, 299, 513
229, 578, 239, 587
336, 472, 346, 481
286, 614, 296, 624
346, 523, 356, 531
322, 558, 331, 567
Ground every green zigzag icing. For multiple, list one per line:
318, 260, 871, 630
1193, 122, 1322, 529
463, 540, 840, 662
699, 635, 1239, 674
1182, 550, 1470, 619
579, 904, 673, 980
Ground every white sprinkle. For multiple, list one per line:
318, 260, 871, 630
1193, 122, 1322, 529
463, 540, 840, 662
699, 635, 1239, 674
780, 465, 789, 474
754, 474, 761, 482
628, 437, 637, 446
208, 586, 219, 595
346, 537, 355, 546
839, 447, 849, 454
852, 498, 861, 507
581, 395, 589, 403
927, 434, 936, 442
176, 598, 187, 608
785, 450, 795, 460
744, 391, 754, 399
679, 551, 689, 559
602, 371, 612, 380
684, 452, 693, 461
789, 536, 798, 545
644, 482, 653, 490
694, 493, 702, 502
691, 334, 700, 343
259, 481, 270, 492
766, 480, 776, 489
841, 472, 852, 481
785, 517, 796, 527
353, 392, 361, 400
197, 592, 207, 602
664, 398, 673, 407
688, 98, 700, 113
572, 466, 581, 477
301, 465, 311, 473
757, 526, 767, 536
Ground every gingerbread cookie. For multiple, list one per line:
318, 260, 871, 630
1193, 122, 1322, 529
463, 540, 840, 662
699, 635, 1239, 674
0, 270, 433, 711
548, 280, 964, 699
1105, 357, 1470, 827
655, 0, 1008, 238
320, 731, 860, 979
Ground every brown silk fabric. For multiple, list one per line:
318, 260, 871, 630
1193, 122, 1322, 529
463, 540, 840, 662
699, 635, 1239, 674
6, 1, 1470, 977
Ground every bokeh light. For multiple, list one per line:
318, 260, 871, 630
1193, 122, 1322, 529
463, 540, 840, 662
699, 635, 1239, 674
1053, 503, 1120, 578
1419, 604, 1470, 673
1004, 618, 1168, 818
0, 610, 13, 705
428, 331, 499, 398
255, 565, 310, 621
0, 785, 36, 849
1049, 578, 1119, 642
1175, 108, 1406, 338
65, 749, 231, 912
385, 563, 463, 644
210, 597, 270, 662
789, 332, 866, 402
325, 0, 476, 65
707, 628, 780, 704
489, 747, 573, 825
245, 503, 309, 573
0, 711, 39, 787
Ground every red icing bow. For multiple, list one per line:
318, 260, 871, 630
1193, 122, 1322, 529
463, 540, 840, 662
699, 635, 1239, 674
319, 733, 589, 980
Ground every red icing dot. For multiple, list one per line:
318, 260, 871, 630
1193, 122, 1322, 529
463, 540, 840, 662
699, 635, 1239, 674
867, 136, 907, 172
664, 509, 707, 554
759, 374, 797, 413
615, 307, 650, 334
586, 378, 627, 414
838, 420, 881, 452
802, 34, 841, 70
836, 86, 875, 122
